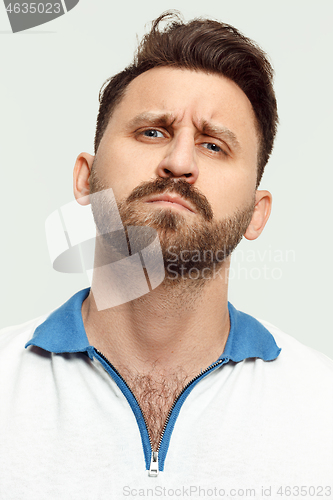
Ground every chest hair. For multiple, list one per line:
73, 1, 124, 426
119, 367, 190, 451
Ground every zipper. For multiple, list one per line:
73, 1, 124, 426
149, 358, 225, 476
94, 348, 156, 469
93, 348, 226, 476
148, 451, 159, 477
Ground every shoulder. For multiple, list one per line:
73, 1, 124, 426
0, 315, 49, 355
0, 313, 58, 385
257, 317, 333, 377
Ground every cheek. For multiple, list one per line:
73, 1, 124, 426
206, 168, 256, 219
96, 139, 157, 201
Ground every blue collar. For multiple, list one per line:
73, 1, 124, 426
25, 288, 281, 362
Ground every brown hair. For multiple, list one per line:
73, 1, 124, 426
94, 11, 278, 187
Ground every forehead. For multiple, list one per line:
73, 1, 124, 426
123, 66, 252, 106
109, 67, 258, 154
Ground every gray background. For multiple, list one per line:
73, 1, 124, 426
0, 0, 332, 358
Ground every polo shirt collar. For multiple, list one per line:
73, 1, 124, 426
25, 288, 93, 357
224, 302, 281, 361
25, 288, 281, 362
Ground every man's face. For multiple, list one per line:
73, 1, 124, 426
89, 67, 260, 281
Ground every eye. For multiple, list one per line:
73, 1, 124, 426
201, 142, 229, 156
202, 142, 222, 153
142, 129, 165, 138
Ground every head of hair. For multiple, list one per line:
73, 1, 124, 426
94, 11, 278, 187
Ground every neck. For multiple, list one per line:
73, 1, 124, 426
82, 260, 231, 379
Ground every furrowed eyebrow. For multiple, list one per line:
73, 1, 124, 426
125, 113, 241, 152
201, 120, 241, 152
126, 112, 176, 130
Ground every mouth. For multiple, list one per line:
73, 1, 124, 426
144, 194, 196, 214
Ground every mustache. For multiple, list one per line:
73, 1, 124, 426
125, 177, 214, 222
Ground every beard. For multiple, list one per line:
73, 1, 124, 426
89, 167, 255, 289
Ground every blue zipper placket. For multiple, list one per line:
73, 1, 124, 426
93, 348, 230, 476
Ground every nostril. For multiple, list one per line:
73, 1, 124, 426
162, 169, 193, 179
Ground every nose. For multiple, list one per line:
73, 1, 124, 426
155, 131, 199, 184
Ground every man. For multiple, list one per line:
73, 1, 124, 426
0, 11, 332, 499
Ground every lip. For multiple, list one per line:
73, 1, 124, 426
145, 194, 196, 213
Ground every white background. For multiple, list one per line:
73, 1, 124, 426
0, 0, 332, 358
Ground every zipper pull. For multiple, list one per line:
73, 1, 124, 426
148, 451, 159, 477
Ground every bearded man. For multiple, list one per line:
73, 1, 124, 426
0, 11, 332, 499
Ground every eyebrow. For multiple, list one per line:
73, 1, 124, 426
200, 120, 241, 152
126, 112, 176, 130
126, 112, 241, 152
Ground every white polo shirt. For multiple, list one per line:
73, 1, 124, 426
0, 288, 332, 499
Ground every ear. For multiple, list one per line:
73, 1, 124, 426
73, 152, 95, 206
244, 190, 272, 241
